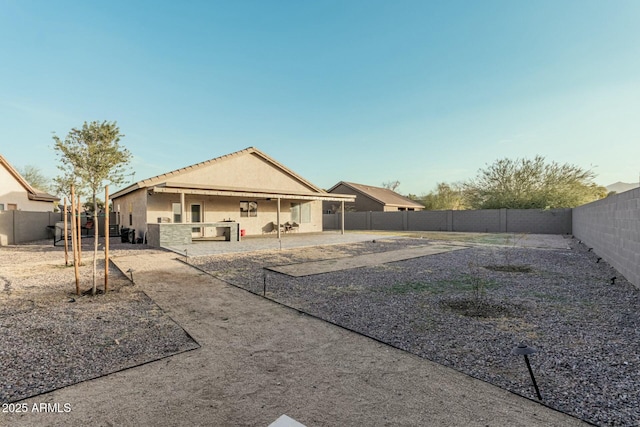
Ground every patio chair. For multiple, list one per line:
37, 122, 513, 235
290, 222, 299, 232
81, 219, 94, 236
262, 222, 277, 234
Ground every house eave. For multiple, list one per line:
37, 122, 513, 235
27, 193, 60, 202
147, 185, 355, 202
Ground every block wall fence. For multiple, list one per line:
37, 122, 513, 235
323, 208, 573, 235
573, 188, 640, 289
0, 211, 62, 245
0, 211, 116, 246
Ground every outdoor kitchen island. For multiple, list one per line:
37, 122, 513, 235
146, 221, 240, 247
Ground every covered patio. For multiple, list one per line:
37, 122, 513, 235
144, 183, 355, 247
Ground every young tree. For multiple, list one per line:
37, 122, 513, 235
53, 121, 132, 295
462, 156, 606, 209
53, 173, 86, 267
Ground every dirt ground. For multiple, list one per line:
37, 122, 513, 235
2, 236, 586, 426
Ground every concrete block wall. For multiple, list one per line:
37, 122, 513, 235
323, 208, 572, 235
344, 212, 369, 230
406, 210, 449, 231
0, 211, 62, 245
371, 211, 404, 230
506, 209, 572, 234
573, 188, 640, 289
452, 210, 501, 232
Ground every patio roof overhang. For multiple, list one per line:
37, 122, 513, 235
149, 183, 356, 203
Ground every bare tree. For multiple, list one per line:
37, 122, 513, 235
18, 165, 51, 192
382, 180, 401, 192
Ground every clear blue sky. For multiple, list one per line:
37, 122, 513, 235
1, 0, 639, 195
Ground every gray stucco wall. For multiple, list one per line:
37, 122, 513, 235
0, 211, 62, 245
573, 189, 640, 289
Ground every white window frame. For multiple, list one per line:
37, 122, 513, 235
240, 201, 258, 217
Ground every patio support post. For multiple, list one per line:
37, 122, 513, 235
180, 192, 186, 224
341, 200, 345, 235
276, 197, 281, 239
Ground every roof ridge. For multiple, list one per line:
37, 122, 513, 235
329, 180, 423, 207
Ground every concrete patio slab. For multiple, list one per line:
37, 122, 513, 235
163, 231, 396, 257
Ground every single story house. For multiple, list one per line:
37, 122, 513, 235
325, 181, 424, 213
110, 147, 355, 247
0, 154, 59, 212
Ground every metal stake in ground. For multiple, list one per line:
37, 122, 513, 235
512, 342, 542, 400
263, 270, 267, 296
126, 268, 135, 283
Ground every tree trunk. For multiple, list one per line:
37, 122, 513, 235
104, 185, 109, 293
76, 195, 82, 265
92, 192, 98, 295
63, 197, 69, 266
71, 186, 80, 295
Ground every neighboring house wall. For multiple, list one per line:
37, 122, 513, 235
111, 189, 148, 239
323, 209, 573, 234
573, 188, 640, 289
328, 183, 383, 212
0, 165, 55, 212
326, 182, 423, 212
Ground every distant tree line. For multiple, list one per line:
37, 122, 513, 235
398, 156, 608, 210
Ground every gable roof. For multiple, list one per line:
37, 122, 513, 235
328, 181, 424, 209
0, 154, 59, 202
111, 147, 347, 201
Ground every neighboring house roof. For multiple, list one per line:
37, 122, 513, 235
328, 181, 424, 209
111, 147, 353, 202
0, 154, 59, 202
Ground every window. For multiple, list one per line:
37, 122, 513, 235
8, 204, 17, 210
291, 202, 311, 223
172, 203, 182, 223
240, 201, 257, 217
0, 204, 4, 211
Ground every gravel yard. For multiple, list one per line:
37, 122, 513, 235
192, 236, 640, 427
0, 240, 199, 404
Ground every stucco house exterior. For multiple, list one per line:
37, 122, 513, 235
325, 181, 424, 213
0, 154, 59, 212
110, 147, 355, 247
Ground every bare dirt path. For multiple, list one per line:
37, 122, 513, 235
4, 251, 585, 426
